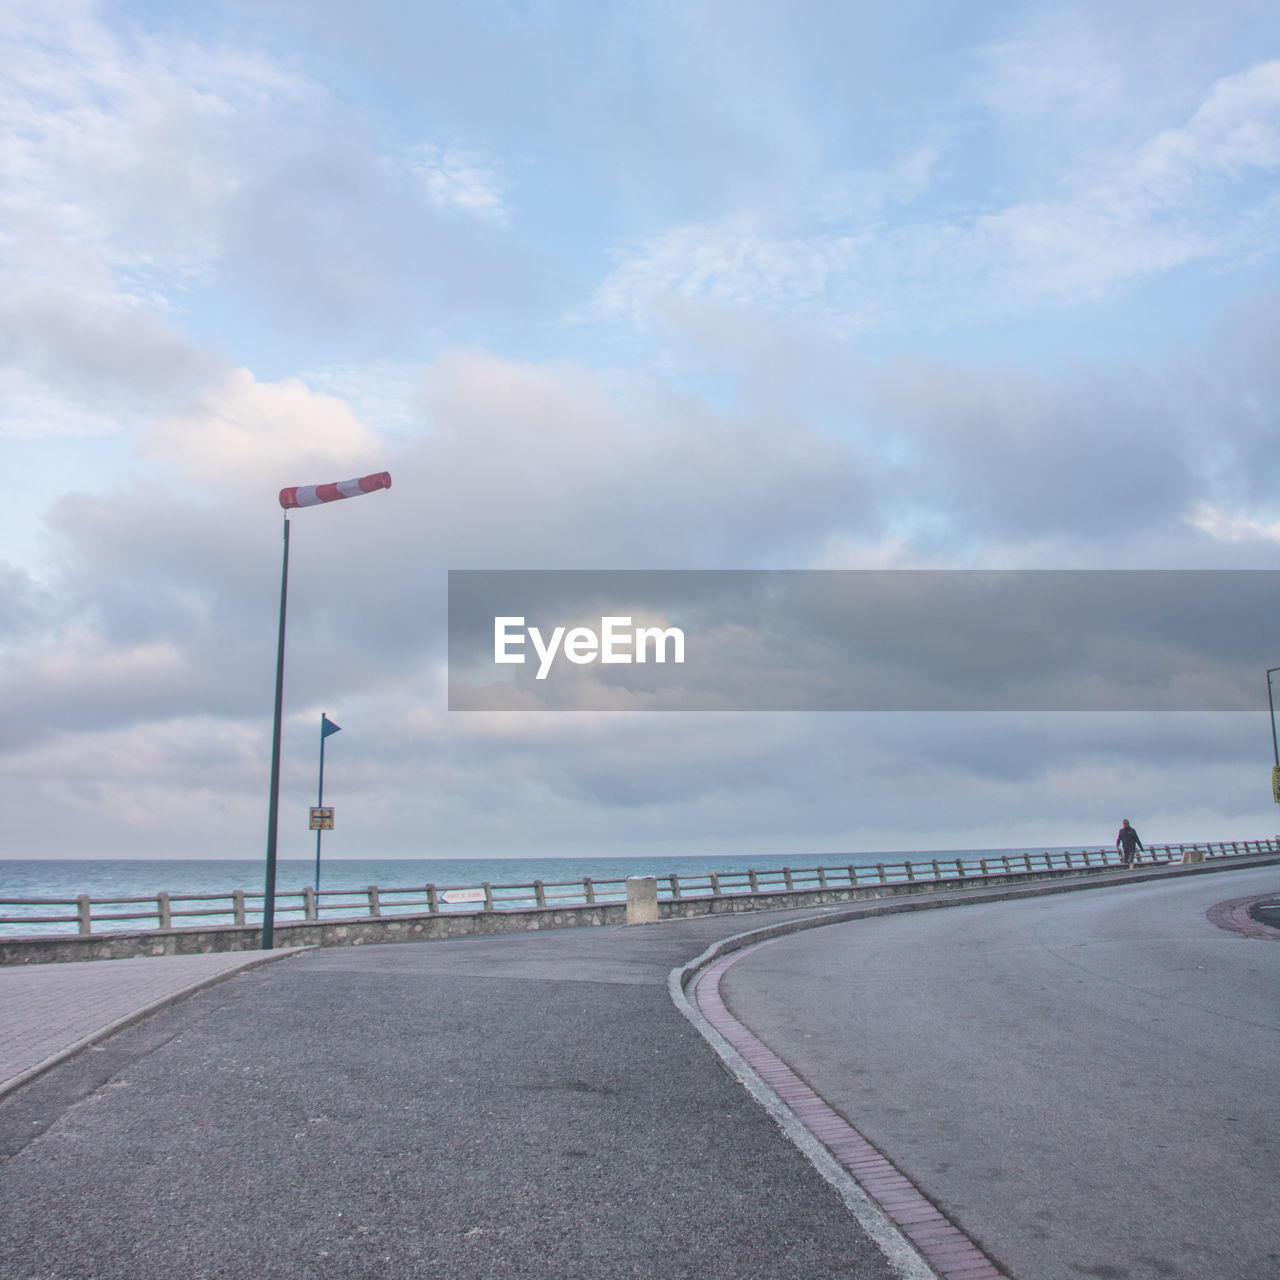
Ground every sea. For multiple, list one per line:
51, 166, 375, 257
0, 848, 1084, 937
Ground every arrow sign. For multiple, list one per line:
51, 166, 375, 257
440, 888, 487, 905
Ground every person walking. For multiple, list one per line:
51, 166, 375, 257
1116, 818, 1143, 867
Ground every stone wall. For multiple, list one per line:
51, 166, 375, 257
4, 853, 1276, 965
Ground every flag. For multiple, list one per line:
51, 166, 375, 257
321, 714, 342, 738
279, 471, 391, 510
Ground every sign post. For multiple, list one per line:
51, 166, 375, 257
313, 713, 341, 890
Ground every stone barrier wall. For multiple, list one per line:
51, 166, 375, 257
8, 852, 1276, 964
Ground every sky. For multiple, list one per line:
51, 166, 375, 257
3, 0, 1280, 863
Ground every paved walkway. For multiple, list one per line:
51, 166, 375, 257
0, 949, 305, 1098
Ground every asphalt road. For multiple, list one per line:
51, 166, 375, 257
0, 910, 899, 1280
720, 866, 1280, 1280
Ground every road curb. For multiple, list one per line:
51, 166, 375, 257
1207, 892, 1280, 941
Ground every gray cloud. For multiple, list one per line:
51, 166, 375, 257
0, 290, 219, 407
2, 351, 875, 759
0, 562, 52, 642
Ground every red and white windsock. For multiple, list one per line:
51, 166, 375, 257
279, 471, 392, 510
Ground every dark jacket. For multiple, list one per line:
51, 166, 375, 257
1116, 825, 1142, 854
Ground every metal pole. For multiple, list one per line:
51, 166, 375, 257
315, 713, 327, 892
262, 514, 291, 949
1268, 668, 1280, 770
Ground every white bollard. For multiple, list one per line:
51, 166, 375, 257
626, 876, 659, 924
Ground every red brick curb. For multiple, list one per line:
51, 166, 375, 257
690, 941, 1011, 1280
1206, 894, 1280, 941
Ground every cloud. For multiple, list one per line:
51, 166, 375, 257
5, 338, 1279, 861
0, 562, 52, 642
14, 300, 1275, 766
619, 282, 1280, 561
148, 368, 381, 484
591, 59, 1280, 335
0, 0, 541, 438
1133, 59, 1280, 192
0, 713, 265, 855
0, 367, 123, 440
1, 701, 1269, 860
976, 15, 1124, 123
0, 285, 220, 421
0, 347, 871, 761
1184, 501, 1280, 545
0, 3, 303, 298
6, 3, 1280, 864
392, 346, 876, 569
407, 143, 507, 222
9, 281, 1278, 777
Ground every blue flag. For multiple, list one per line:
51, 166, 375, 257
321, 714, 342, 738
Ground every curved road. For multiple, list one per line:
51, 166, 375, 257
720, 866, 1280, 1280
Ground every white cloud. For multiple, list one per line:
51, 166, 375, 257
1184, 500, 1280, 544
813, 145, 944, 222
0, 2, 303, 287
1133, 59, 1280, 193
591, 59, 1280, 334
0, 366, 122, 439
0, 0, 530, 441
974, 11, 1125, 124
298, 361, 425, 439
147, 368, 381, 484
406, 142, 507, 222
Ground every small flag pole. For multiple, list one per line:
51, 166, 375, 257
316, 714, 326, 892
315, 714, 341, 891
262, 512, 290, 950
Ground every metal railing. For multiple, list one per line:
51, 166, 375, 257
1, 839, 1274, 938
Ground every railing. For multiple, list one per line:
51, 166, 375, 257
1, 839, 1275, 938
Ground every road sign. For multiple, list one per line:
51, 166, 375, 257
441, 888, 486, 904
309, 806, 334, 830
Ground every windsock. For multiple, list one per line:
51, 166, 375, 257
279, 471, 391, 510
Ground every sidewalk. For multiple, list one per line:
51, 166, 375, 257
0, 948, 305, 1099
